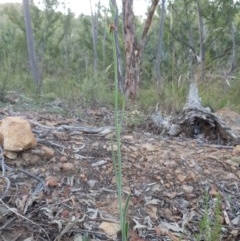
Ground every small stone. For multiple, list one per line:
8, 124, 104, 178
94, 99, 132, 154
164, 183, 171, 188
52, 165, 60, 172
166, 174, 171, 180
188, 172, 197, 182
179, 199, 190, 208
87, 180, 97, 188
182, 185, 194, 193
61, 209, 70, 219
203, 169, 211, 175
236, 171, 240, 179
4, 151, 18, 160
99, 222, 120, 239
61, 162, 75, 171
80, 173, 86, 179
175, 168, 182, 174
185, 193, 196, 200
111, 176, 116, 184
60, 156, 67, 162
41, 145, 55, 158
151, 184, 161, 192
155, 175, 161, 180
225, 173, 239, 180
164, 208, 173, 217
141, 143, 156, 151
176, 174, 186, 183
22, 152, 40, 165
53, 131, 70, 141
209, 185, 219, 197
111, 144, 118, 151
123, 135, 134, 140
45, 176, 60, 187
232, 145, 240, 155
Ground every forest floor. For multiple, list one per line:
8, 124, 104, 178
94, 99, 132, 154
0, 98, 240, 241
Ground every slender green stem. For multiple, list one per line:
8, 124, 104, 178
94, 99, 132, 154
110, 3, 129, 240
111, 24, 123, 231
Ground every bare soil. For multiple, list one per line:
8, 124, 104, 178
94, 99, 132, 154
0, 104, 240, 241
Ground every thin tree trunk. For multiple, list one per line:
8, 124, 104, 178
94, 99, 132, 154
155, 0, 166, 88
186, 1, 201, 109
111, 0, 124, 93
102, 11, 107, 68
169, 3, 175, 81
196, 1, 205, 81
188, 28, 195, 81
63, 11, 72, 71
229, 23, 236, 74
22, 0, 42, 93
90, 0, 99, 75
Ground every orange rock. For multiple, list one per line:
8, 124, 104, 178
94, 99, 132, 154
0, 117, 36, 151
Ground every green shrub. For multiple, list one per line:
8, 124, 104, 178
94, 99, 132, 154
196, 194, 222, 241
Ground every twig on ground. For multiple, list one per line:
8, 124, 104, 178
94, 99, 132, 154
0, 199, 50, 241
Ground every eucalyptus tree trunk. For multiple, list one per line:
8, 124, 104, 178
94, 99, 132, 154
22, 0, 42, 93
122, 0, 136, 99
229, 23, 237, 74
90, 0, 100, 75
196, 1, 205, 81
122, 0, 159, 99
110, 0, 124, 93
186, 1, 202, 111
155, 0, 166, 88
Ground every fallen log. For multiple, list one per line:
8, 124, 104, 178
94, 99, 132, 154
148, 83, 240, 145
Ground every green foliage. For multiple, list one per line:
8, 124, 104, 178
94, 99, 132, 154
41, 72, 112, 108
0, 0, 240, 112
82, 233, 90, 241
137, 79, 187, 113
196, 194, 222, 241
81, 75, 112, 106
124, 110, 145, 129
199, 75, 240, 111
137, 86, 159, 111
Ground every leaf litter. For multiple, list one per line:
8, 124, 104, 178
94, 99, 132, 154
0, 105, 240, 241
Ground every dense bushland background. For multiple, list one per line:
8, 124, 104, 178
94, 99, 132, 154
0, 0, 240, 113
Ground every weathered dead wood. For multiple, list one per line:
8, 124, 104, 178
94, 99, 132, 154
30, 119, 114, 135
148, 83, 240, 145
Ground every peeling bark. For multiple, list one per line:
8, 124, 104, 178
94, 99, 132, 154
122, 0, 137, 99
122, 0, 159, 99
